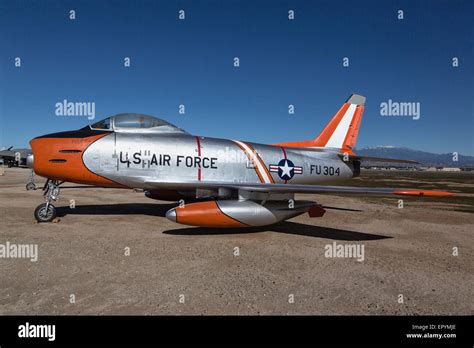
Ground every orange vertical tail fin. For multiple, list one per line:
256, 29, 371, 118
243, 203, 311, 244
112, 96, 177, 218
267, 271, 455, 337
274, 94, 365, 154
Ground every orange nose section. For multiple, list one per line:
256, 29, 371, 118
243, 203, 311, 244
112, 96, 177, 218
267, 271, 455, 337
29, 132, 120, 187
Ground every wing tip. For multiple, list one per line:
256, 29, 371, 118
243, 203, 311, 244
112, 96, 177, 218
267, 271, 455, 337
393, 190, 456, 197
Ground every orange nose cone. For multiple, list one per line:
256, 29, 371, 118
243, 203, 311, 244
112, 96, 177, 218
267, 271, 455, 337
29, 132, 120, 187
29, 136, 86, 180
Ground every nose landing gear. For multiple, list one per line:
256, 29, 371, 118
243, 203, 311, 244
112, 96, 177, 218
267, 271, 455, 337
34, 179, 62, 223
34, 203, 57, 223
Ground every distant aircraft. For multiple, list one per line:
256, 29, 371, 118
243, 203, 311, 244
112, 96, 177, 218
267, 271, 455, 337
29, 94, 454, 225
0, 147, 31, 168
0, 147, 36, 190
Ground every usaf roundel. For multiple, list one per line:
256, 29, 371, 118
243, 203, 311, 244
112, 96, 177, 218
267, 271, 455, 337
269, 159, 303, 180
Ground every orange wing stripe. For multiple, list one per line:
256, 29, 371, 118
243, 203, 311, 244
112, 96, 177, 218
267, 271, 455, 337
394, 190, 455, 197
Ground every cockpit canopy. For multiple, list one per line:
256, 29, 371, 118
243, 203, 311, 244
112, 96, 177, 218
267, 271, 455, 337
89, 113, 188, 134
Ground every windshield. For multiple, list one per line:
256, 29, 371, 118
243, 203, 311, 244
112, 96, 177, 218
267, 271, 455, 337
113, 113, 171, 129
88, 113, 187, 133
90, 117, 112, 130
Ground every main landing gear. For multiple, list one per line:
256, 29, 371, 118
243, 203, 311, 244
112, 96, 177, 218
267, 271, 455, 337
34, 179, 62, 223
26, 170, 36, 191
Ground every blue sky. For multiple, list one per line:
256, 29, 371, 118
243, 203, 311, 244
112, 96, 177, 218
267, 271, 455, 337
1, 0, 473, 154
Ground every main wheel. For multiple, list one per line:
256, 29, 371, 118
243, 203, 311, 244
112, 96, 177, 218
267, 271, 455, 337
26, 182, 36, 191
34, 203, 57, 223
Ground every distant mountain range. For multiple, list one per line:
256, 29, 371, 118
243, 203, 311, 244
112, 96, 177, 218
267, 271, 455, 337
355, 146, 474, 167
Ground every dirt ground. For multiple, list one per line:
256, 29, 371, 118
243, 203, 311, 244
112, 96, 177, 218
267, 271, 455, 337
0, 167, 473, 315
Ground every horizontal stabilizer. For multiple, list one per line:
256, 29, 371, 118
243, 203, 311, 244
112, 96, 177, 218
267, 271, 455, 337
339, 154, 419, 164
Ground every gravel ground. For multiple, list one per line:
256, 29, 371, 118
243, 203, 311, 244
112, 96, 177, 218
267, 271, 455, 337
0, 167, 472, 315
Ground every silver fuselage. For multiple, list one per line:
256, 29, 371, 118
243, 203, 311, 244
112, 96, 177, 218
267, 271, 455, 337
82, 132, 356, 188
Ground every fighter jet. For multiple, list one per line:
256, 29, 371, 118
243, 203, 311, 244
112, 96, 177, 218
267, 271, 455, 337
29, 94, 453, 225
0, 147, 31, 168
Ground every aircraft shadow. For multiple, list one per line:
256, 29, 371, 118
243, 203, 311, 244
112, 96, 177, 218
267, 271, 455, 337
55, 203, 389, 241
322, 205, 363, 212
56, 203, 176, 217
163, 221, 392, 241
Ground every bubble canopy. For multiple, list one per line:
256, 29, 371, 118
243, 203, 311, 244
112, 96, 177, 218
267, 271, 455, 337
88, 113, 188, 134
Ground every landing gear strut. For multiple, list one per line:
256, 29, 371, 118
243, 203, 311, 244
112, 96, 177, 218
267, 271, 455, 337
34, 179, 61, 222
26, 170, 36, 191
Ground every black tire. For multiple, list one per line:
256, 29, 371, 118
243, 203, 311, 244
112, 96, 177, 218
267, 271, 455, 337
26, 183, 36, 191
34, 203, 57, 223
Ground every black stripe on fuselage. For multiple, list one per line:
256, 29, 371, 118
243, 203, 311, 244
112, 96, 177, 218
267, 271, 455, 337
34, 128, 112, 139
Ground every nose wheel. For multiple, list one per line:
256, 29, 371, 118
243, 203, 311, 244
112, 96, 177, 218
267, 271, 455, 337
34, 179, 62, 223
34, 203, 57, 223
